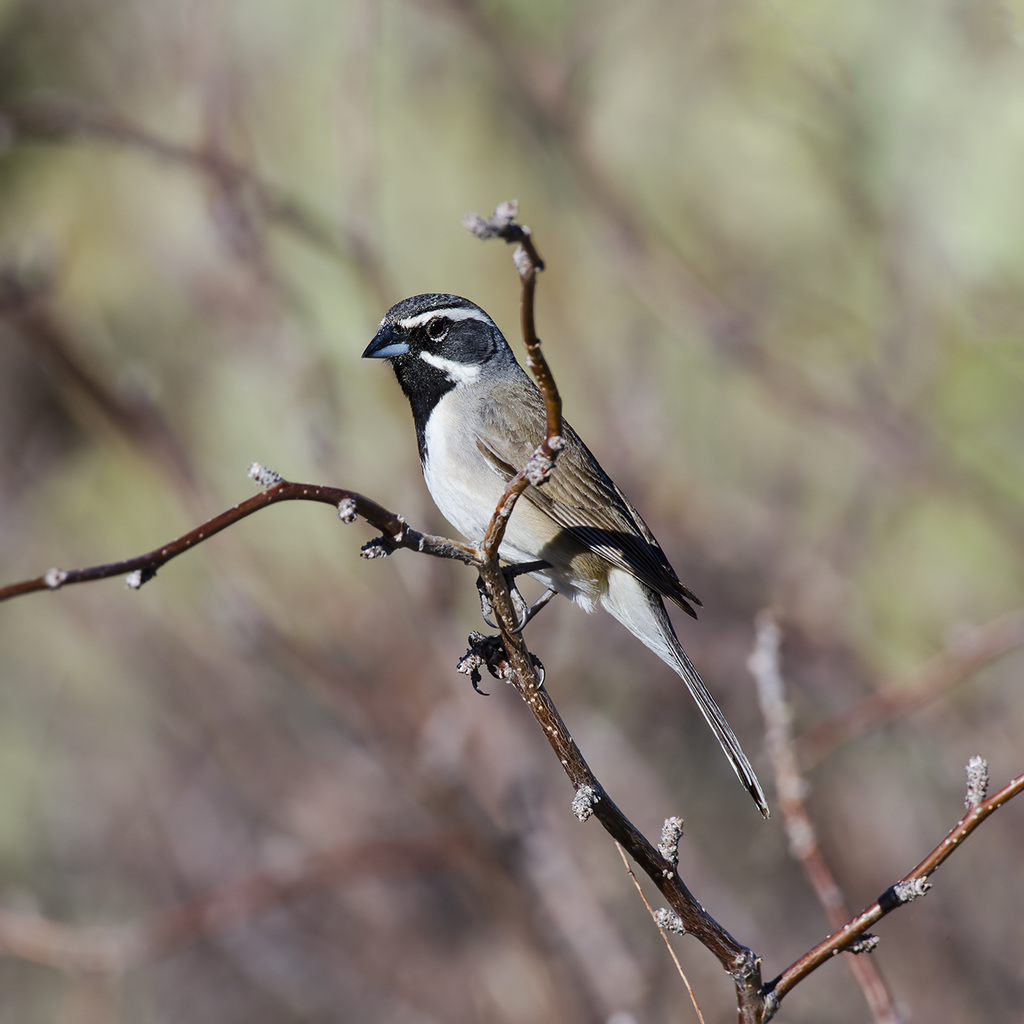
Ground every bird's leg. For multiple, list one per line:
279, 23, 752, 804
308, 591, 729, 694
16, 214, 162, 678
504, 561, 558, 632
512, 585, 557, 633
476, 561, 551, 632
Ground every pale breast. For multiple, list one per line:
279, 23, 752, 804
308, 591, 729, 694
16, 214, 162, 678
421, 393, 505, 540
421, 393, 558, 551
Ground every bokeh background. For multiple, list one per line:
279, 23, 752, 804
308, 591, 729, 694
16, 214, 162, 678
2, 1, 1024, 1021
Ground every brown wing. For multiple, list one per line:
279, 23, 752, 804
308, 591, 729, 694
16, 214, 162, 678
476, 380, 701, 617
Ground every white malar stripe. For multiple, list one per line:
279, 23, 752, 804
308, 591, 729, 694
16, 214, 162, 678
419, 350, 481, 384
397, 306, 495, 330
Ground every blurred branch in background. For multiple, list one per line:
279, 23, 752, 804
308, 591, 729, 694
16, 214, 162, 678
800, 606, 1024, 766
751, 612, 899, 1023
0, 265, 198, 491
0, 92, 392, 305
0, 835, 465, 972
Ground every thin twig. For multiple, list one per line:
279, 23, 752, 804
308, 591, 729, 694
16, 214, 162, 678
0, 464, 477, 603
763, 768, 1024, 1016
464, 201, 564, 569
615, 843, 706, 1024
749, 612, 900, 1024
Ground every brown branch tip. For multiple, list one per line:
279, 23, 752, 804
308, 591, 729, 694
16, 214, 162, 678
462, 199, 545, 270
463, 202, 561, 569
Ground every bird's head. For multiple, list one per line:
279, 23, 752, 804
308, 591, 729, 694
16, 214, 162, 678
362, 294, 514, 393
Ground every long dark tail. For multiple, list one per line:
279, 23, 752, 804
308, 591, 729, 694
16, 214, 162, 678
659, 605, 770, 818
604, 576, 770, 817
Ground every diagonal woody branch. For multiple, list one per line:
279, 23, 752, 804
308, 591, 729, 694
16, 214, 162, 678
763, 767, 1024, 1017
463, 203, 766, 1021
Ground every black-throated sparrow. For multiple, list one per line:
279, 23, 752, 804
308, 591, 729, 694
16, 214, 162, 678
363, 294, 768, 817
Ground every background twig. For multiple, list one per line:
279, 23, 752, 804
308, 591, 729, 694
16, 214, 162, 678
750, 611, 899, 1023
799, 608, 1024, 766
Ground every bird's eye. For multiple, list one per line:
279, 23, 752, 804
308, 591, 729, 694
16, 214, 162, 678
425, 317, 451, 342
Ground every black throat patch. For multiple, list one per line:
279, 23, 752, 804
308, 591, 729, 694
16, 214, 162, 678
389, 352, 458, 463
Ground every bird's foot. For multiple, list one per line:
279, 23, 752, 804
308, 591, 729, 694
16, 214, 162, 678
457, 631, 546, 695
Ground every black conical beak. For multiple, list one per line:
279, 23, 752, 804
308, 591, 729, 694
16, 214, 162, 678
362, 324, 409, 360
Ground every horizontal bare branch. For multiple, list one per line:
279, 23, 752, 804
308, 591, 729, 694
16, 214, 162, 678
0, 466, 478, 604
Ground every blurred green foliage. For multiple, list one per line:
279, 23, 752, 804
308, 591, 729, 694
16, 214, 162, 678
1, 1, 1023, 1021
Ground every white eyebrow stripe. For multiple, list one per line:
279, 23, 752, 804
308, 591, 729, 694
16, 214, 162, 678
397, 307, 495, 330
419, 350, 482, 383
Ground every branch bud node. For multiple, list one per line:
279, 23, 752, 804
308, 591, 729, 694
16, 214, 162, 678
846, 934, 880, 955
653, 907, 686, 935
125, 568, 156, 590
658, 816, 685, 866
248, 462, 282, 488
965, 755, 989, 809
893, 877, 930, 903
44, 568, 68, 590
572, 785, 598, 822
360, 537, 394, 559
337, 497, 358, 523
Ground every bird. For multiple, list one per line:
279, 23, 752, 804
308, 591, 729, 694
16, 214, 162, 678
363, 293, 768, 817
